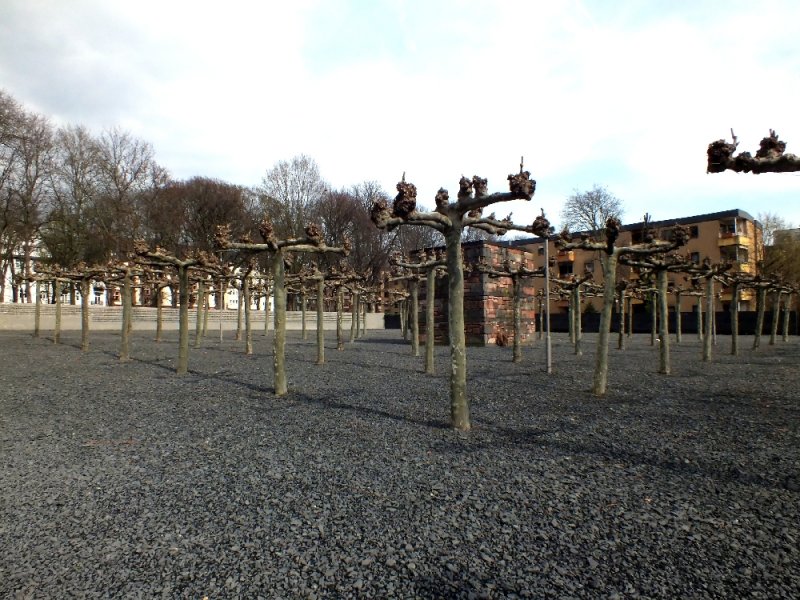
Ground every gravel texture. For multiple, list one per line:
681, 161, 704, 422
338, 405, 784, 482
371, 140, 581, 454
1, 328, 799, 599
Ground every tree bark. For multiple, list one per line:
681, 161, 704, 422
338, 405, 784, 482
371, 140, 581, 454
674, 293, 682, 344
410, 280, 420, 357
273, 251, 288, 395
80, 279, 90, 351
54, 280, 63, 345
657, 269, 670, 374
702, 277, 713, 362
350, 289, 358, 344
617, 288, 625, 350
572, 285, 582, 356
592, 252, 618, 396
336, 287, 344, 351
155, 285, 163, 343
316, 277, 325, 365
194, 280, 204, 349
120, 276, 131, 360
782, 292, 792, 342
301, 289, 308, 341
34, 283, 41, 338
730, 282, 739, 356
244, 275, 253, 355
177, 266, 190, 375
513, 277, 523, 363
753, 286, 766, 350
769, 291, 781, 345
425, 269, 437, 374
446, 227, 470, 430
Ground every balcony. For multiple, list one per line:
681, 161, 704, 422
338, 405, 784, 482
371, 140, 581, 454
557, 250, 575, 261
718, 232, 749, 247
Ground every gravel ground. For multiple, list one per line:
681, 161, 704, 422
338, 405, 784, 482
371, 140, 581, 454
1, 328, 798, 599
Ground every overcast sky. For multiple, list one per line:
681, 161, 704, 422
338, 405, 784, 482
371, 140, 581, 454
2, 0, 799, 230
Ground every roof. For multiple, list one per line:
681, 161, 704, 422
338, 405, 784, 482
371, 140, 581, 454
502, 208, 758, 246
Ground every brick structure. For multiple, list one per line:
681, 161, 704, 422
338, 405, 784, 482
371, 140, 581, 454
419, 241, 538, 346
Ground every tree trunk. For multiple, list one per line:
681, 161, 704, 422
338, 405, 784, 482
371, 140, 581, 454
650, 292, 657, 346
54, 280, 62, 345
592, 252, 618, 396
513, 277, 522, 363
194, 280, 204, 349
236, 285, 243, 341
177, 266, 190, 375
350, 289, 358, 344
273, 251, 288, 396
80, 279, 90, 351
316, 277, 325, 365
657, 269, 670, 374
696, 297, 703, 342
446, 227, 470, 430
782, 292, 792, 342
626, 295, 633, 338
753, 286, 766, 350
120, 274, 131, 360
202, 287, 210, 337
34, 284, 41, 338
769, 291, 781, 345
425, 269, 437, 374
573, 285, 582, 356
264, 280, 271, 335
400, 299, 408, 340
730, 282, 739, 356
410, 280, 420, 357
674, 293, 682, 344
336, 287, 344, 351
617, 288, 625, 350
244, 275, 253, 355
702, 277, 713, 362
301, 289, 308, 341
155, 285, 164, 343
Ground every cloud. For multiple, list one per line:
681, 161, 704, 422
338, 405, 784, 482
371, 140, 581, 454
1, 0, 799, 229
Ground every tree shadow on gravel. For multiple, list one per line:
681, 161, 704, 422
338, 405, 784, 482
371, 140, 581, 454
292, 392, 450, 430
525, 435, 795, 492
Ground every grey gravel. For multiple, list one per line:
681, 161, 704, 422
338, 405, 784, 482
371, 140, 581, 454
1, 329, 798, 599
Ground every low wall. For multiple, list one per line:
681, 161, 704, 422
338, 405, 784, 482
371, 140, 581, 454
0, 304, 385, 332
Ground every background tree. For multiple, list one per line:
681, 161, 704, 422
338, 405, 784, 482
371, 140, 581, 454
260, 154, 327, 239
40, 125, 101, 269
88, 127, 162, 260
560, 184, 623, 235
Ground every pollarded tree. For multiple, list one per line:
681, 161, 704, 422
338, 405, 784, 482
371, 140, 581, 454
685, 259, 732, 362
551, 272, 600, 357
392, 250, 446, 373
216, 218, 349, 396
557, 216, 689, 396
134, 241, 218, 374
707, 130, 800, 174
620, 252, 694, 374
473, 252, 545, 363
371, 166, 538, 431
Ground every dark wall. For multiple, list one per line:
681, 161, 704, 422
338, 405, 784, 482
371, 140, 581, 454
550, 310, 798, 335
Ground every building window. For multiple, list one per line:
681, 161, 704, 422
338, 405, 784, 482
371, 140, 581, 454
689, 225, 699, 238
690, 252, 700, 264
537, 246, 545, 256
584, 260, 595, 273
558, 262, 573, 277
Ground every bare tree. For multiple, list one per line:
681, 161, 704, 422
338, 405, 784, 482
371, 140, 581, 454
260, 155, 327, 239
560, 184, 623, 235
371, 166, 539, 431
558, 216, 689, 396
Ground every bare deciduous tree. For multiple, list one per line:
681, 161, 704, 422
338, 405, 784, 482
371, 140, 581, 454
560, 184, 623, 236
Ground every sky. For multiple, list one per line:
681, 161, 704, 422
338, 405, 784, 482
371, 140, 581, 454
2, 0, 800, 232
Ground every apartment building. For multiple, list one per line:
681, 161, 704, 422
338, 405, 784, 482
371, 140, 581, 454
506, 208, 763, 312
